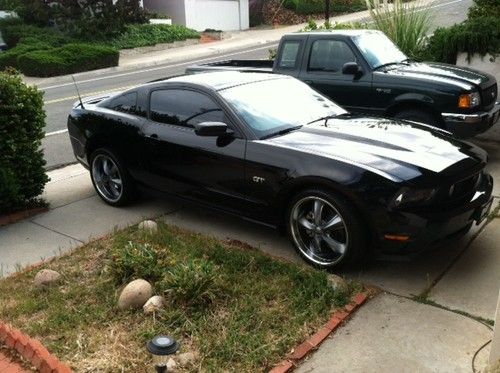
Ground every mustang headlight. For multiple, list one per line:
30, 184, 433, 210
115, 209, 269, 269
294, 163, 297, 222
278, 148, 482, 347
458, 92, 481, 109
392, 187, 436, 208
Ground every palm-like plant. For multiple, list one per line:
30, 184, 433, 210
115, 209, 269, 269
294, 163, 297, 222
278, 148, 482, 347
366, 0, 432, 58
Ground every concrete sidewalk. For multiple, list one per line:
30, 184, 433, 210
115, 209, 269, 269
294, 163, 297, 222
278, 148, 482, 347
0, 158, 498, 371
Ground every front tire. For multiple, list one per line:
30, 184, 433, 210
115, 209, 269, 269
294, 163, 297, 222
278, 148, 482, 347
393, 109, 440, 126
89, 148, 136, 206
286, 189, 367, 269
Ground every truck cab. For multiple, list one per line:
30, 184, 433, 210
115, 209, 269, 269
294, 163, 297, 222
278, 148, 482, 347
187, 30, 499, 138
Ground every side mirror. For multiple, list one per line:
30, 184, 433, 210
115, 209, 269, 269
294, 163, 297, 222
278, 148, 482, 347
342, 62, 361, 75
194, 121, 229, 136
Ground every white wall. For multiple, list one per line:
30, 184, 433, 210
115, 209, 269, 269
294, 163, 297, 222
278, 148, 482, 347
143, 0, 187, 24
143, 0, 249, 31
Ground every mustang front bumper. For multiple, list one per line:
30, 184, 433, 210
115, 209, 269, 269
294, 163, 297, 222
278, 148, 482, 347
442, 102, 500, 138
377, 173, 494, 255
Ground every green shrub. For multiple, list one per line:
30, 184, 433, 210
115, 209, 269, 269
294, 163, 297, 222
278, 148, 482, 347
0, 21, 70, 48
418, 0, 500, 64
16, 43, 119, 77
366, 0, 432, 58
109, 241, 168, 284
160, 259, 224, 309
284, 0, 367, 14
111, 24, 200, 49
0, 39, 53, 70
0, 0, 20, 10
420, 17, 500, 63
0, 70, 48, 214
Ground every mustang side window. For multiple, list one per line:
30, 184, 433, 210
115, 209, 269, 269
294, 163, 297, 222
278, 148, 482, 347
107, 92, 138, 114
279, 41, 300, 69
149, 89, 225, 128
308, 40, 357, 73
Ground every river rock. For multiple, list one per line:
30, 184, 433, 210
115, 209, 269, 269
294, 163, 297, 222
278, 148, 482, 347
34, 269, 61, 287
138, 220, 158, 233
118, 279, 153, 310
328, 274, 348, 292
143, 295, 165, 314
167, 358, 177, 371
177, 352, 196, 366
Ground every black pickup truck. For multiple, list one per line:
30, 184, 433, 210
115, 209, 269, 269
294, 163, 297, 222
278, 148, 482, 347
186, 30, 499, 138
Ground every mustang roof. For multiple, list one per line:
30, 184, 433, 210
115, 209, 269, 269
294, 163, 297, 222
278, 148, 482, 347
150, 71, 286, 91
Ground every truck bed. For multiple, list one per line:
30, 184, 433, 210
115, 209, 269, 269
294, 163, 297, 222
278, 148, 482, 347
186, 59, 274, 74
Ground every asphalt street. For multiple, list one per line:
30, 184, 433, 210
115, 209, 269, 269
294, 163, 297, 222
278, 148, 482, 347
40, 0, 473, 169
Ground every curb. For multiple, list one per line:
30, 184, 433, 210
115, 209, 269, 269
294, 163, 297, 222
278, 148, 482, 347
269, 291, 372, 373
0, 323, 72, 373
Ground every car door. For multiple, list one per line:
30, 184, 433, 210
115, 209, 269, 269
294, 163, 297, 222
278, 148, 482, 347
141, 87, 248, 214
298, 36, 374, 114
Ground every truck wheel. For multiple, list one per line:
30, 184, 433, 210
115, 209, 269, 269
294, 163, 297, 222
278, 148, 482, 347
286, 189, 367, 269
394, 109, 439, 126
90, 148, 136, 206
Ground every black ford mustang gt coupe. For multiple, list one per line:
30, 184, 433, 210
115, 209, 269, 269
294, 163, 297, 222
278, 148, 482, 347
67, 71, 494, 268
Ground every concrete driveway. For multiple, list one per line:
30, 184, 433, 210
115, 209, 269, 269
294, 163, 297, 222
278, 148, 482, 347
1, 125, 499, 372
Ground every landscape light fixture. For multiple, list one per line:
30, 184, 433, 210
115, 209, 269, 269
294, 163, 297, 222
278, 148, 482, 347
147, 335, 180, 373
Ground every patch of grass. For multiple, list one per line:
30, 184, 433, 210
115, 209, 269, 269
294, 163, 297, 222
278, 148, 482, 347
0, 222, 358, 372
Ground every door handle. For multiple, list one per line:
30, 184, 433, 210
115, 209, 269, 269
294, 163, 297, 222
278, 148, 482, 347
304, 80, 313, 84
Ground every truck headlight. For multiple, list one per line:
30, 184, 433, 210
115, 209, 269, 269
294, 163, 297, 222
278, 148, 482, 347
458, 92, 481, 108
391, 188, 436, 208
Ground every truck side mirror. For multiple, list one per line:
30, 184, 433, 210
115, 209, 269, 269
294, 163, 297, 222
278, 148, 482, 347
342, 62, 361, 75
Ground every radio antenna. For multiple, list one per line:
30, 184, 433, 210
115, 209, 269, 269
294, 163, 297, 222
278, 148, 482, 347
71, 75, 85, 109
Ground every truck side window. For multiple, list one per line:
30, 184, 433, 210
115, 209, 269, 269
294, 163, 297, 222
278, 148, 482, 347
308, 40, 356, 73
279, 41, 300, 69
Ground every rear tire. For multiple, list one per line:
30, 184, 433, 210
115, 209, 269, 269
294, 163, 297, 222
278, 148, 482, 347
394, 109, 440, 126
89, 148, 136, 206
286, 189, 367, 269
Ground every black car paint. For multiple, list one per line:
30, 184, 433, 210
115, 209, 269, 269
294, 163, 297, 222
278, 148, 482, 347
186, 30, 500, 138
68, 72, 493, 256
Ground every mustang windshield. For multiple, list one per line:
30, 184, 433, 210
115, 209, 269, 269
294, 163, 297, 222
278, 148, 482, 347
352, 32, 408, 69
220, 78, 345, 139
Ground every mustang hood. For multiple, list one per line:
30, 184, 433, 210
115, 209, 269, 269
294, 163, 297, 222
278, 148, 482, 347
382, 62, 494, 89
265, 115, 487, 183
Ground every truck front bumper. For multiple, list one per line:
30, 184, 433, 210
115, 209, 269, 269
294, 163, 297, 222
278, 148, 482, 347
442, 101, 500, 138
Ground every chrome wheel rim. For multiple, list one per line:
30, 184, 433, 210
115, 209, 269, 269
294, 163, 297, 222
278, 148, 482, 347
290, 196, 349, 266
92, 154, 123, 203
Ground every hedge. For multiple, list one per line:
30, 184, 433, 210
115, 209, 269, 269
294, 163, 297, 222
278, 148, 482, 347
283, 0, 367, 14
0, 71, 48, 214
111, 24, 200, 49
419, 0, 500, 63
16, 43, 120, 77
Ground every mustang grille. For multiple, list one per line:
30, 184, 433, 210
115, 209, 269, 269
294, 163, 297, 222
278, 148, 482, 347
482, 83, 497, 108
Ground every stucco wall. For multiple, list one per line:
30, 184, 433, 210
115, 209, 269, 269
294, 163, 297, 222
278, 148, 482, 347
185, 0, 248, 31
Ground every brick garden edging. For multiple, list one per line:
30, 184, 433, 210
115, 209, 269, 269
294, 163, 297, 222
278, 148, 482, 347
269, 291, 372, 373
0, 323, 72, 373
0, 207, 48, 227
